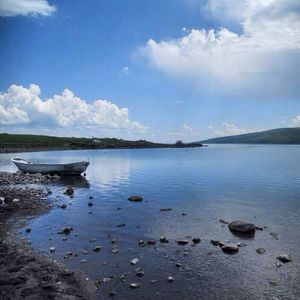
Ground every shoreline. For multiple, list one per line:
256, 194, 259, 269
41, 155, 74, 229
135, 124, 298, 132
0, 144, 202, 155
0, 172, 96, 299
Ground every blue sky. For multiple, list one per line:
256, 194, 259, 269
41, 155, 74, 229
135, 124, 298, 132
0, 0, 300, 142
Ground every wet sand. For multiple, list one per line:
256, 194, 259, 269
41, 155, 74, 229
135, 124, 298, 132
0, 172, 96, 300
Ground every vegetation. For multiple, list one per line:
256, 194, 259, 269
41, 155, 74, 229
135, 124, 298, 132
0, 133, 202, 152
201, 128, 300, 144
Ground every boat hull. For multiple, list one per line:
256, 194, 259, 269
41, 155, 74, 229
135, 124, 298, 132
12, 160, 89, 176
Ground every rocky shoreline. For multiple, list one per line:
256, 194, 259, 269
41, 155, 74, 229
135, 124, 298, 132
0, 172, 96, 300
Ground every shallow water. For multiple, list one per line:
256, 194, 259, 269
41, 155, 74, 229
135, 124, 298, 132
1, 145, 300, 299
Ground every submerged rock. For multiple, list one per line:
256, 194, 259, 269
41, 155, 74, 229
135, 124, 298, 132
58, 226, 73, 235
177, 240, 189, 245
49, 247, 56, 253
221, 243, 239, 254
94, 246, 102, 252
160, 208, 172, 212
25, 227, 31, 233
128, 196, 143, 202
276, 254, 292, 263
160, 236, 169, 243
256, 248, 266, 254
192, 237, 201, 244
228, 221, 255, 235
130, 283, 140, 289
64, 187, 74, 196
60, 204, 67, 209
117, 223, 126, 227
88, 201, 93, 207
210, 240, 221, 246
167, 276, 175, 282
135, 268, 145, 277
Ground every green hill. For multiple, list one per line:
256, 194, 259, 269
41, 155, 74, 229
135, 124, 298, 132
0, 133, 202, 153
201, 128, 300, 144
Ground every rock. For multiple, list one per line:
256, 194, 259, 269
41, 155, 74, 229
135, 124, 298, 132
160, 236, 169, 243
192, 237, 201, 244
112, 247, 119, 254
89, 196, 94, 200
276, 254, 292, 263
256, 248, 265, 254
150, 280, 157, 284
25, 227, 31, 233
131, 258, 139, 265
147, 240, 156, 245
160, 208, 172, 211
175, 262, 182, 267
167, 276, 175, 282
82, 250, 89, 254
270, 232, 278, 240
60, 204, 67, 209
255, 226, 263, 230
182, 213, 186, 216
228, 221, 256, 235
219, 219, 229, 224
177, 240, 189, 245
117, 223, 126, 227
138, 240, 145, 246
64, 187, 74, 196
66, 251, 73, 256
135, 268, 144, 277
210, 239, 221, 246
128, 196, 143, 202
109, 291, 116, 297
49, 247, 56, 253
94, 246, 102, 252
130, 283, 140, 289
80, 259, 87, 263
221, 243, 239, 254
58, 226, 73, 234
88, 201, 93, 207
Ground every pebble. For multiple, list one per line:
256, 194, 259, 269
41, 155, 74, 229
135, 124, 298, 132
167, 276, 175, 282
160, 208, 172, 211
270, 232, 278, 240
88, 201, 93, 207
80, 259, 87, 263
49, 247, 56, 253
117, 223, 126, 227
94, 246, 102, 252
130, 283, 140, 289
192, 237, 201, 244
219, 219, 229, 224
135, 268, 145, 277
25, 227, 31, 233
221, 243, 239, 254
276, 254, 292, 263
131, 258, 139, 265
177, 240, 189, 245
147, 240, 156, 245
160, 236, 169, 243
109, 291, 116, 297
175, 262, 182, 267
256, 248, 266, 254
64, 187, 74, 196
128, 196, 143, 202
60, 204, 67, 209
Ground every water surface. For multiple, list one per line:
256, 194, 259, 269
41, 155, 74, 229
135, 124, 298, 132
1, 145, 300, 299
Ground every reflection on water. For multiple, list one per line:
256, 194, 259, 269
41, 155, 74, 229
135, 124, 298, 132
1, 145, 300, 299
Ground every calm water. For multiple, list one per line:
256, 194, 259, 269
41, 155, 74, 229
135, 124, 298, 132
1, 145, 300, 300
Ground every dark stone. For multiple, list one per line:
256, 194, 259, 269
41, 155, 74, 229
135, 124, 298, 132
192, 237, 201, 244
128, 196, 143, 202
160, 208, 172, 211
228, 221, 255, 235
221, 243, 239, 254
177, 240, 189, 245
64, 187, 74, 196
160, 236, 169, 243
276, 254, 292, 263
88, 201, 93, 207
60, 204, 67, 209
256, 248, 265, 254
117, 223, 125, 227
147, 240, 156, 245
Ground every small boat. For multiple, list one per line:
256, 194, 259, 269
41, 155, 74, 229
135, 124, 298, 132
11, 157, 89, 176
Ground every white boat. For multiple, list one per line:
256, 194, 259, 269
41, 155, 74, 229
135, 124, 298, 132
11, 157, 89, 176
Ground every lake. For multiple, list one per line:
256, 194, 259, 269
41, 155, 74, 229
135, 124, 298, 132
1, 145, 300, 299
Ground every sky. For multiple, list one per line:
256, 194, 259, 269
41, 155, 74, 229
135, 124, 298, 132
0, 0, 300, 142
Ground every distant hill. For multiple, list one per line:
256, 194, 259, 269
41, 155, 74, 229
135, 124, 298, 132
201, 128, 300, 144
0, 133, 202, 153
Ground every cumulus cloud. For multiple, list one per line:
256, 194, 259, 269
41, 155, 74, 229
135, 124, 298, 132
0, 84, 147, 135
141, 0, 300, 98
291, 115, 300, 126
209, 122, 264, 137
0, 0, 56, 17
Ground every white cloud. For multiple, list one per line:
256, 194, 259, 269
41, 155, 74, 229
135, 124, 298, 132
0, 84, 147, 135
183, 123, 198, 135
120, 66, 129, 75
0, 0, 56, 17
291, 115, 300, 126
209, 122, 264, 137
141, 0, 300, 98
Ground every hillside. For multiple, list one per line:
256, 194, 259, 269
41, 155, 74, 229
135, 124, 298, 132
0, 133, 202, 153
201, 128, 300, 144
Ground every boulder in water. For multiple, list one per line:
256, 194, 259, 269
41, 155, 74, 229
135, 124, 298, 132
228, 221, 255, 235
